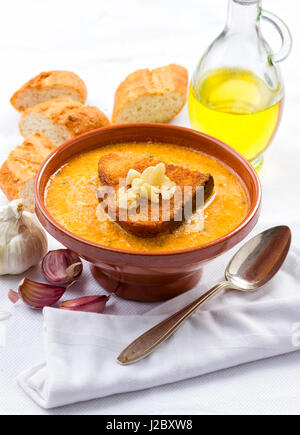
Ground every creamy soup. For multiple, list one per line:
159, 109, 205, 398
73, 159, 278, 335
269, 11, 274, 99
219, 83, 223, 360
45, 142, 249, 252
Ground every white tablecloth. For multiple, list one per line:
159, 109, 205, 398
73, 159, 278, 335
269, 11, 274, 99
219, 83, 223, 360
0, 0, 299, 415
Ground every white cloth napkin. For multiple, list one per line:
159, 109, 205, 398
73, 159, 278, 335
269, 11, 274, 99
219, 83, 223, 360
18, 238, 300, 409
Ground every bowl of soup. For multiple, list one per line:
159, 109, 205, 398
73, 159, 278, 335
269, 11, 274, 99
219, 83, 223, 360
35, 124, 261, 301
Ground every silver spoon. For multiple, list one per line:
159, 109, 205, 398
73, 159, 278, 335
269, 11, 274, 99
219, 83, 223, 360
118, 226, 292, 365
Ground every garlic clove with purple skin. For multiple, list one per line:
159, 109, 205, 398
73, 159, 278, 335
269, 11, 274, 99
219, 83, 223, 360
8, 278, 70, 309
42, 249, 83, 285
59, 295, 110, 314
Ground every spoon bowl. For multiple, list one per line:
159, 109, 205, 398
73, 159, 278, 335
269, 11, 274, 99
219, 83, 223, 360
226, 226, 292, 291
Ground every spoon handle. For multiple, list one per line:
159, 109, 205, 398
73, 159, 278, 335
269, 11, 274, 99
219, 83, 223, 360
117, 281, 228, 365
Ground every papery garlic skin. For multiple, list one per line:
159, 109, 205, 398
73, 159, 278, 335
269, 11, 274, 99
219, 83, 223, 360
9, 279, 69, 309
42, 249, 83, 285
0, 200, 48, 275
59, 295, 109, 313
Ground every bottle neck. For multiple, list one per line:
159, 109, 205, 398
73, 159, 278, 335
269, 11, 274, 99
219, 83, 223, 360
226, 0, 262, 33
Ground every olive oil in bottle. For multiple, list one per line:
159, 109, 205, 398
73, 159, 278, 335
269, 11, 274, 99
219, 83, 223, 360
188, 0, 292, 169
188, 68, 283, 169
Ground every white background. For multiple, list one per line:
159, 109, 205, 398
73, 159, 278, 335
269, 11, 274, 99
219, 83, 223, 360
0, 0, 300, 415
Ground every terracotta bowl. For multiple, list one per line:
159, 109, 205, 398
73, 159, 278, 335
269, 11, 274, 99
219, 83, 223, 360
35, 124, 261, 302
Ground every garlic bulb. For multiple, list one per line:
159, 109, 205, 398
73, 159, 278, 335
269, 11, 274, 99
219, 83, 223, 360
0, 200, 48, 275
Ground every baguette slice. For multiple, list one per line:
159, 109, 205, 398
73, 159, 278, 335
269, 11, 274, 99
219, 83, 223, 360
98, 152, 214, 238
112, 64, 188, 124
0, 132, 56, 211
19, 177, 36, 213
10, 71, 87, 111
19, 98, 111, 146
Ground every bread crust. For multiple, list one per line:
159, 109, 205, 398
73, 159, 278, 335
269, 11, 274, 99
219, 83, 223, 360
10, 71, 88, 111
98, 152, 214, 237
19, 98, 111, 138
0, 132, 56, 201
112, 64, 188, 123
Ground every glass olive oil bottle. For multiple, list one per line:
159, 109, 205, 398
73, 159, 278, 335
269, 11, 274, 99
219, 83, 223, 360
189, 0, 292, 170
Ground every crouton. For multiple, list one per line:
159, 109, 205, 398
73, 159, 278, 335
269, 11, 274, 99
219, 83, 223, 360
98, 152, 214, 237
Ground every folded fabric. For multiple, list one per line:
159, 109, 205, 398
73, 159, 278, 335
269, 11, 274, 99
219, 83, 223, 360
18, 246, 300, 409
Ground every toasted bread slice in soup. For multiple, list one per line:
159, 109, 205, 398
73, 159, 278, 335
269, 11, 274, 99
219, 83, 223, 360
98, 152, 214, 238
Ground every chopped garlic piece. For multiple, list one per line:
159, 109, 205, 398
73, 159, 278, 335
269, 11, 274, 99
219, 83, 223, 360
140, 185, 149, 199
132, 178, 143, 188
126, 169, 141, 186
142, 163, 166, 186
118, 163, 177, 209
